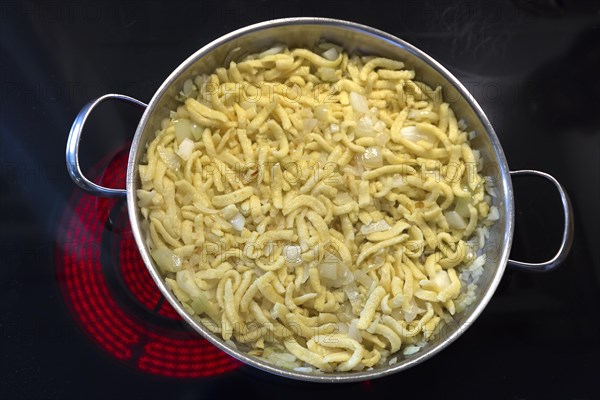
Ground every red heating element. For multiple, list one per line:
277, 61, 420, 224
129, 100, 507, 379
56, 149, 241, 378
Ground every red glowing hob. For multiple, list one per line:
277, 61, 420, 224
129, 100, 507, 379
55, 148, 241, 378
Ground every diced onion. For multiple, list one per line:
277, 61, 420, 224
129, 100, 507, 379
330, 123, 340, 133
360, 219, 391, 235
182, 79, 195, 97
391, 176, 406, 188
403, 345, 421, 356
283, 245, 302, 264
176, 269, 202, 297
151, 248, 182, 272
315, 105, 329, 121
337, 322, 349, 334
334, 192, 353, 205
322, 47, 338, 61
190, 122, 203, 140
399, 126, 433, 143
174, 119, 193, 143
350, 92, 369, 113
176, 138, 195, 160
454, 198, 471, 218
303, 118, 318, 133
403, 299, 425, 323
353, 269, 373, 288
374, 120, 386, 133
319, 262, 338, 282
229, 212, 245, 231
348, 319, 361, 342
157, 146, 181, 171
338, 265, 355, 286
433, 270, 451, 290
486, 206, 500, 221
355, 115, 375, 137
357, 146, 383, 169
259, 45, 284, 57
444, 210, 467, 230
318, 67, 337, 82
374, 132, 390, 146
302, 263, 310, 283
344, 282, 362, 311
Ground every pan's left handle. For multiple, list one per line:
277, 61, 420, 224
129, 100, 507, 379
66, 94, 147, 198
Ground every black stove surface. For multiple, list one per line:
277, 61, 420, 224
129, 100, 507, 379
1, 1, 599, 399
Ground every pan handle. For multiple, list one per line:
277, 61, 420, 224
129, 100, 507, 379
66, 94, 147, 198
507, 170, 574, 272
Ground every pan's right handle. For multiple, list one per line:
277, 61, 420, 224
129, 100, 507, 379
66, 94, 147, 198
507, 170, 574, 272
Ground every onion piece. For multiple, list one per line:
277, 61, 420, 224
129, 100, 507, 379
444, 210, 467, 230
353, 269, 373, 288
355, 115, 375, 137
350, 92, 369, 114
374, 120, 386, 133
471, 254, 486, 269
403, 299, 425, 323
399, 126, 433, 143
357, 146, 383, 169
403, 345, 421, 356
344, 281, 362, 311
182, 79, 195, 97
176, 138, 195, 160
334, 192, 353, 205
303, 118, 318, 133
454, 198, 471, 219
486, 206, 500, 221
322, 47, 338, 61
337, 322, 349, 334
259, 45, 284, 57
314, 105, 329, 122
283, 245, 302, 265
319, 262, 338, 282
157, 145, 181, 171
433, 270, 451, 290
348, 319, 361, 342
317, 67, 337, 82
302, 263, 310, 284
174, 119, 193, 143
374, 132, 390, 146
330, 123, 340, 133
360, 219, 391, 235
190, 122, 203, 140
229, 212, 245, 231
176, 270, 202, 297
151, 248, 182, 272
338, 265, 355, 286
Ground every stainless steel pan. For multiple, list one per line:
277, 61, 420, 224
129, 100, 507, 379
66, 18, 573, 382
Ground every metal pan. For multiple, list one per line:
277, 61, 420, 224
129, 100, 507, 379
66, 18, 573, 382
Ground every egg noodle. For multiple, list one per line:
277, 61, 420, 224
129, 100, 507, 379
136, 43, 498, 372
